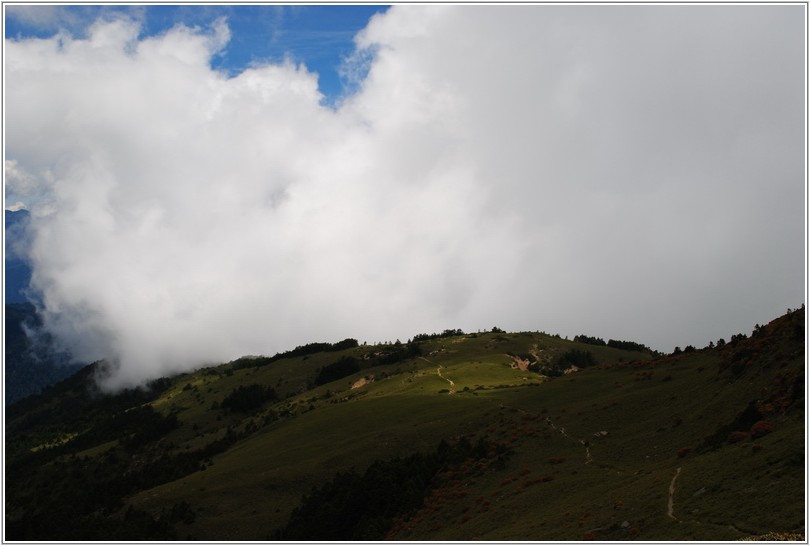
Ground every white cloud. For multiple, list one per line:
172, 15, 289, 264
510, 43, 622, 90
5, 159, 41, 198
4, 6, 804, 390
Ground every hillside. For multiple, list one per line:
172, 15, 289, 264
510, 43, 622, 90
4, 308, 805, 541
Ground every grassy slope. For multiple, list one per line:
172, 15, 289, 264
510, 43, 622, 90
5, 311, 805, 541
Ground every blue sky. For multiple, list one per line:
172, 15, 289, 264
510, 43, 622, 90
4, 4, 388, 104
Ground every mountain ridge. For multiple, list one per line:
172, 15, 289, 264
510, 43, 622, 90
4, 306, 805, 540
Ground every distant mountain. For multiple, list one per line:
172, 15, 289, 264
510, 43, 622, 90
4, 302, 84, 405
5, 208, 32, 304
4, 308, 804, 540
4, 211, 79, 404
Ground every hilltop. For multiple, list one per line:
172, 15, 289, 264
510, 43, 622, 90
4, 307, 805, 541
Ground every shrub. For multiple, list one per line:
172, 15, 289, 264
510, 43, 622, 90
750, 420, 774, 439
221, 384, 278, 413
728, 431, 749, 444
556, 349, 596, 369
314, 356, 361, 386
524, 476, 553, 487
607, 338, 651, 353
548, 456, 567, 465
574, 335, 606, 346
277, 436, 510, 540
751, 444, 763, 453
676, 447, 691, 459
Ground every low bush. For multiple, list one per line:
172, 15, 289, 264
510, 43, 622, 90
220, 384, 277, 413
314, 356, 361, 386
750, 420, 774, 439
728, 431, 749, 444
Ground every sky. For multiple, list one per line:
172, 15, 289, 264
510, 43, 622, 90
4, 4, 387, 103
4, 4, 806, 391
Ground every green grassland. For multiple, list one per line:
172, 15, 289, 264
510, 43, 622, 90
4, 310, 805, 541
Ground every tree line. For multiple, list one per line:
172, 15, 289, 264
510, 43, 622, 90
231, 338, 360, 370
573, 334, 652, 354
528, 348, 596, 377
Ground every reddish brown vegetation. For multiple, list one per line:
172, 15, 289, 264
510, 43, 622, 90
524, 476, 553, 487
548, 456, 567, 465
386, 439, 511, 539
750, 420, 774, 439
728, 431, 749, 443
676, 447, 691, 459
768, 368, 803, 413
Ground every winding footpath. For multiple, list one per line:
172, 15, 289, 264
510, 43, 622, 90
436, 366, 455, 393
544, 417, 594, 464
668, 467, 682, 521
666, 466, 754, 536
419, 357, 456, 394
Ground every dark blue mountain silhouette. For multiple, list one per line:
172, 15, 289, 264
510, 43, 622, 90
5, 209, 32, 304
5, 302, 83, 405
5, 210, 82, 405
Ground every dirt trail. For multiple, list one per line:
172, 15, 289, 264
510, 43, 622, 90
543, 417, 593, 464
668, 467, 682, 520
500, 402, 593, 464
666, 467, 759, 536
419, 357, 455, 394
436, 366, 455, 393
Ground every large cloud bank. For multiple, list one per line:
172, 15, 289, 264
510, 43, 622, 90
5, 6, 805, 390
